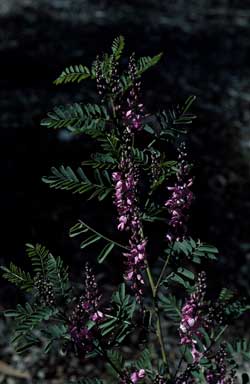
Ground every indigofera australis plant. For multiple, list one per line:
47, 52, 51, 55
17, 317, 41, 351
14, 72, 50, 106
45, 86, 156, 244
1, 36, 250, 383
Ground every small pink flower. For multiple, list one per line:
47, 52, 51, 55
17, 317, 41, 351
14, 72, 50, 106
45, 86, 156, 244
127, 271, 134, 280
91, 310, 104, 322
112, 172, 121, 181
130, 369, 145, 383
191, 344, 203, 363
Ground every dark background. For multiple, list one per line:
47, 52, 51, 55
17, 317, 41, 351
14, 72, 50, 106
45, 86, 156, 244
0, 0, 250, 306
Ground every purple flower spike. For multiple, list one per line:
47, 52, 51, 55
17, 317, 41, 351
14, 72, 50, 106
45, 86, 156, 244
122, 54, 145, 133
112, 149, 147, 300
179, 272, 207, 363
68, 263, 104, 356
165, 143, 194, 242
205, 344, 236, 384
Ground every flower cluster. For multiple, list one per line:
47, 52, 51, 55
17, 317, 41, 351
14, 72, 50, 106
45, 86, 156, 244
112, 158, 139, 233
112, 54, 148, 300
150, 150, 161, 185
34, 273, 55, 307
205, 344, 236, 384
123, 54, 145, 132
95, 56, 107, 102
165, 143, 194, 242
69, 263, 104, 355
112, 148, 147, 300
179, 271, 207, 363
175, 364, 196, 384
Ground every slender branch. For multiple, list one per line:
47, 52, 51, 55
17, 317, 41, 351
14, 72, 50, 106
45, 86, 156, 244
110, 98, 116, 119
214, 324, 228, 343
205, 324, 229, 356
146, 265, 156, 297
78, 220, 129, 250
156, 307, 168, 366
155, 251, 172, 293
146, 264, 171, 379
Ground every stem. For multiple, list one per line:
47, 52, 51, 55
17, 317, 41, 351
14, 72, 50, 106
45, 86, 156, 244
146, 265, 156, 297
156, 308, 168, 366
146, 264, 171, 379
155, 251, 172, 293
110, 98, 116, 119
78, 219, 129, 250
204, 324, 229, 357
214, 325, 228, 343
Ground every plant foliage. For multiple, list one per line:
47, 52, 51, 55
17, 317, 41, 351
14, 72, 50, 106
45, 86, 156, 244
1, 35, 249, 384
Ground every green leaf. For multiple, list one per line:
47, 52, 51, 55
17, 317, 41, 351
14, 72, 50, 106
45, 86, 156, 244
146, 96, 196, 140
199, 327, 211, 348
159, 293, 182, 322
106, 349, 124, 376
219, 288, 235, 303
119, 53, 162, 94
177, 267, 195, 280
100, 285, 136, 344
42, 324, 68, 353
135, 349, 152, 370
227, 339, 250, 361
42, 166, 113, 201
25, 243, 51, 277
54, 65, 91, 85
111, 35, 125, 60
1, 263, 33, 292
83, 152, 117, 170
69, 220, 127, 262
46, 254, 69, 296
6, 303, 57, 354
170, 273, 192, 289
136, 53, 163, 76
80, 234, 101, 249
172, 238, 219, 264
41, 103, 109, 137
98, 242, 115, 263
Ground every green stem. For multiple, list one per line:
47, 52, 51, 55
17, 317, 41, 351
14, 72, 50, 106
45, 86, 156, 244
110, 98, 116, 119
156, 307, 168, 366
146, 265, 170, 379
78, 220, 129, 250
204, 324, 229, 357
146, 265, 156, 297
214, 325, 228, 343
155, 251, 172, 293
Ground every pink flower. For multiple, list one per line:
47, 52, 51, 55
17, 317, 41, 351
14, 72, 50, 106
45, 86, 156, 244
91, 310, 104, 322
130, 369, 145, 383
